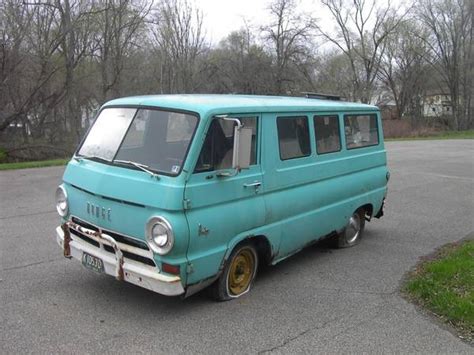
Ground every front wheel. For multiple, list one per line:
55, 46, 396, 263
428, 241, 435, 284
211, 242, 258, 301
336, 209, 366, 248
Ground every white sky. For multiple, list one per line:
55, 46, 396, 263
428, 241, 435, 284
195, 0, 404, 48
195, 0, 333, 45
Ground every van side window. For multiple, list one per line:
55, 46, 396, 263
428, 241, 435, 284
194, 117, 257, 172
344, 114, 379, 149
277, 117, 311, 160
313, 115, 341, 154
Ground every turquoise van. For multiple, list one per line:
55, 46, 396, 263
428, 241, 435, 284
55, 94, 388, 300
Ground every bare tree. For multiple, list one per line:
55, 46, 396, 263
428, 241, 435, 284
1, 0, 472, 161
0, 0, 71, 141
17, 0, 99, 139
55, 0, 99, 138
0, 1, 31, 134
208, 28, 274, 94
313, 50, 355, 99
378, 22, 431, 122
317, 0, 405, 103
416, 0, 473, 129
152, 0, 208, 93
91, 0, 151, 101
262, 0, 316, 94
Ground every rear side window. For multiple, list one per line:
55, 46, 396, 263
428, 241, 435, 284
344, 114, 379, 149
277, 117, 311, 160
313, 115, 341, 154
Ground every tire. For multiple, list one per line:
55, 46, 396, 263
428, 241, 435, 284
336, 208, 366, 248
211, 242, 258, 301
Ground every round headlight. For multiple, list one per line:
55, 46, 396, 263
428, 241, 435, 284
146, 217, 174, 255
152, 223, 169, 247
55, 185, 68, 217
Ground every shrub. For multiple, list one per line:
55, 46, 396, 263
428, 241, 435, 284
0, 148, 7, 163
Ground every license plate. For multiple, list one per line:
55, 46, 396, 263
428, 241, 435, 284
82, 252, 104, 274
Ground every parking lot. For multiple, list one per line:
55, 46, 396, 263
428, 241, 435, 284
1, 140, 473, 353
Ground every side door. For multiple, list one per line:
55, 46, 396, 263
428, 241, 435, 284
183, 115, 265, 285
261, 113, 317, 259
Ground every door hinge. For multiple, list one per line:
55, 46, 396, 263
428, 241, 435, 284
183, 198, 191, 210
186, 263, 194, 274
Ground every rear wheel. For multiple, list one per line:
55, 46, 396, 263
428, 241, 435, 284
337, 209, 366, 248
211, 242, 258, 301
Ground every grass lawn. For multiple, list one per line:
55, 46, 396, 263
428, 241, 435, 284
0, 158, 69, 171
387, 130, 474, 141
403, 239, 474, 342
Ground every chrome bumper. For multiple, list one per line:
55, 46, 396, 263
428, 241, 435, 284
56, 225, 185, 296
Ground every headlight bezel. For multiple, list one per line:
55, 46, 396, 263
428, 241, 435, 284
55, 185, 69, 217
146, 216, 174, 255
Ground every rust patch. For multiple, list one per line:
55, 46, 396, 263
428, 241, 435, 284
68, 221, 126, 281
61, 222, 72, 258
117, 255, 124, 281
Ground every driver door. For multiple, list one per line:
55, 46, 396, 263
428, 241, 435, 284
184, 115, 265, 285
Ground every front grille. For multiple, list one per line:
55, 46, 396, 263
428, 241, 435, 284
72, 217, 99, 231
69, 217, 156, 268
103, 245, 156, 266
70, 228, 100, 247
71, 217, 149, 250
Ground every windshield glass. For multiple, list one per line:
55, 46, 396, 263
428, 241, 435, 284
77, 107, 198, 175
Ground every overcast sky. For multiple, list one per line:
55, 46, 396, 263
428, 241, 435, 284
195, 0, 333, 45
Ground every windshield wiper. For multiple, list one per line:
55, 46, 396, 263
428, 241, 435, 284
73, 155, 110, 164
113, 159, 160, 180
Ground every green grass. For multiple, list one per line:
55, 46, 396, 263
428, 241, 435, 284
0, 158, 69, 171
403, 240, 474, 341
387, 130, 474, 141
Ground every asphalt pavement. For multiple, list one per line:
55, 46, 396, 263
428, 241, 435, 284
1, 140, 473, 353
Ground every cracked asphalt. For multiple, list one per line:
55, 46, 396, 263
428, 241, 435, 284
1, 140, 473, 353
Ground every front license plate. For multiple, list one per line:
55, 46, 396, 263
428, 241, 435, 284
82, 252, 105, 274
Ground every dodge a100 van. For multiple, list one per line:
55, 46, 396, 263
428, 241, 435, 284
55, 94, 388, 300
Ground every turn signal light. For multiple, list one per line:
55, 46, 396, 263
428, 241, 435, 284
162, 263, 180, 275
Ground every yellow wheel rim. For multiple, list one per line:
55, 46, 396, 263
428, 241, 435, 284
228, 248, 255, 296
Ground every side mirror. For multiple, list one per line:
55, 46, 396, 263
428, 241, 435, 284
232, 126, 252, 170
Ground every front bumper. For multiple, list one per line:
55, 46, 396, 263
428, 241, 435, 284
56, 225, 185, 296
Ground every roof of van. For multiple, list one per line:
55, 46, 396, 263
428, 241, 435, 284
104, 94, 378, 116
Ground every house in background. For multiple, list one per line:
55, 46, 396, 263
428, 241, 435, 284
379, 101, 398, 120
422, 92, 453, 117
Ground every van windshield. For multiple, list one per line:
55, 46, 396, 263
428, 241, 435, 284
77, 107, 198, 175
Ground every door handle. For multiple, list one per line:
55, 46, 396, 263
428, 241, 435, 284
243, 181, 262, 188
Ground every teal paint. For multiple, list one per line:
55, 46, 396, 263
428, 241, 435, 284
58, 95, 388, 295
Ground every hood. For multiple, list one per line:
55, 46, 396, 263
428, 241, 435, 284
63, 159, 184, 211
61, 159, 189, 255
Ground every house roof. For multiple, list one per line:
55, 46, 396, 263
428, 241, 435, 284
104, 94, 378, 117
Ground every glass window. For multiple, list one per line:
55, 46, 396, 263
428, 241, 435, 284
120, 111, 146, 148
166, 112, 196, 142
344, 114, 379, 149
78, 108, 136, 161
194, 117, 257, 173
313, 115, 341, 154
78, 107, 198, 175
114, 109, 197, 174
277, 116, 311, 160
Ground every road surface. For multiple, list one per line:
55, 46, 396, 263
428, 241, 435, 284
1, 140, 473, 353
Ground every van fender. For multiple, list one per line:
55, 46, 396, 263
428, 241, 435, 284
220, 232, 276, 271
184, 235, 270, 299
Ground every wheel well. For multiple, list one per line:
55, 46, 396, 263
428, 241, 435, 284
249, 235, 272, 265
359, 204, 373, 218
